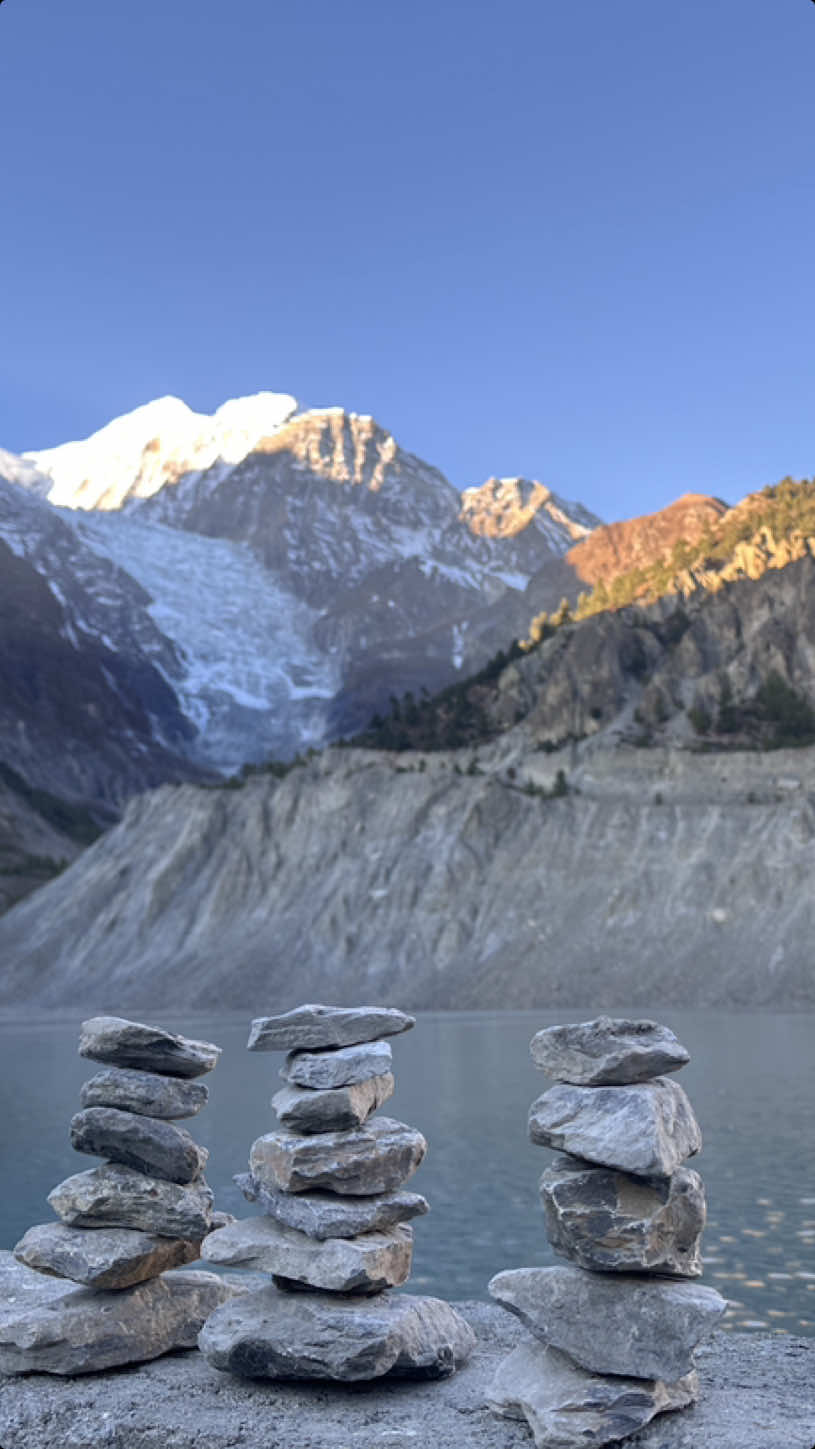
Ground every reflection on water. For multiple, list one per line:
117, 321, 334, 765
0, 1008, 813, 1335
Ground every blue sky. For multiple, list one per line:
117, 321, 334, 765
1, 0, 813, 521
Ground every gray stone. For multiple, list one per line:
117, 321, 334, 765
488, 1265, 725, 1380
236, 1172, 429, 1239
0, 1257, 234, 1375
488, 1340, 698, 1449
282, 1039, 393, 1088
14, 1222, 201, 1290
199, 1285, 475, 1381
540, 1156, 705, 1276
530, 1017, 690, 1086
201, 1216, 413, 1292
79, 1016, 220, 1078
0, 1305, 811, 1449
271, 1072, 394, 1133
70, 1106, 208, 1184
80, 1066, 208, 1119
13, 1222, 200, 1292
247, 1004, 415, 1053
528, 1077, 701, 1178
250, 1116, 426, 1195
48, 1163, 214, 1238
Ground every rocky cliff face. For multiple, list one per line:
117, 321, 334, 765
1, 738, 813, 1011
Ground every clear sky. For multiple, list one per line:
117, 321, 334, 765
1, 0, 813, 521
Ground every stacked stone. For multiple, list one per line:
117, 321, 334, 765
4, 1016, 233, 1375
199, 1003, 475, 1381
487, 1017, 727, 1449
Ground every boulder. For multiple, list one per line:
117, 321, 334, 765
201, 1217, 413, 1293
236, 1172, 429, 1239
281, 1039, 393, 1089
0, 1258, 233, 1375
488, 1340, 698, 1449
70, 1106, 208, 1184
14, 1222, 201, 1290
271, 1073, 394, 1134
250, 1117, 426, 1196
530, 1018, 690, 1086
199, 1286, 475, 1381
79, 1066, 208, 1119
48, 1163, 214, 1239
540, 1156, 705, 1277
79, 1017, 220, 1078
528, 1078, 701, 1178
488, 1265, 725, 1380
247, 1004, 414, 1053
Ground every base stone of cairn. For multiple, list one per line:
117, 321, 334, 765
198, 1003, 475, 1381
4, 1016, 233, 1375
487, 1017, 726, 1449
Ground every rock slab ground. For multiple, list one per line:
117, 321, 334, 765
0, 1301, 811, 1449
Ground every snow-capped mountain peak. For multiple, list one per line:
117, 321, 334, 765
24, 391, 298, 512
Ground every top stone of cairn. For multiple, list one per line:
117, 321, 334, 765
530, 1017, 690, 1086
79, 1017, 221, 1079
247, 1004, 415, 1053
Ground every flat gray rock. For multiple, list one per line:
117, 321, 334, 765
199, 1285, 475, 1381
79, 1017, 220, 1078
70, 1106, 208, 1184
48, 1163, 214, 1238
14, 1222, 201, 1290
0, 1297, 811, 1449
488, 1340, 697, 1449
488, 1266, 725, 1380
247, 1004, 415, 1053
282, 1039, 393, 1088
236, 1171, 429, 1239
540, 1156, 705, 1277
79, 1066, 208, 1119
201, 1216, 413, 1292
528, 1077, 701, 1178
271, 1072, 394, 1133
250, 1116, 427, 1195
0, 1256, 233, 1375
530, 1018, 690, 1086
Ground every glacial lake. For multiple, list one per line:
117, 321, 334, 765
1, 1009, 813, 1337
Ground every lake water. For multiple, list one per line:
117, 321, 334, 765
1, 1009, 813, 1337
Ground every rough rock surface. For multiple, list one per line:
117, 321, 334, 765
530, 1018, 690, 1085
201, 1217, 413, 1292
282, 1038, 393, 1088
79, 1066, 208, 1119
69, 1106, 208, 1184
236, 1171, 429, 1239
0, 1256, 233, 1375
271, 1072, 394, 1133
488, 1266, 725, 1381
7, 738, 815, 1013
0, 1297, 810, 1449
48, 1163, 213, 1238
13, 1222, 200, 1290
488, 1340, 698, 1449
529, 1078, 702, 1177
199, 1285, 475, 1381
250, 1116, 427, 1195
78, 1017, 220, 1077
540, 1156, 705, 1277
248, 1004, 415, 1052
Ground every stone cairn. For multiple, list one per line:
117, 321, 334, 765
4, 1015, 233, 1375
199, 1003, 476, 1380
487, 1017, 727, 1449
